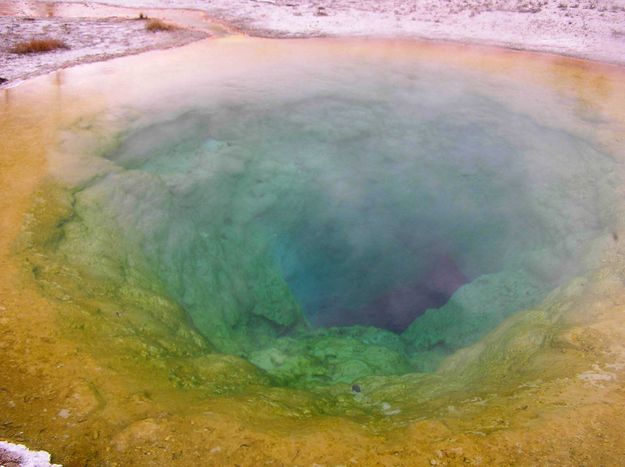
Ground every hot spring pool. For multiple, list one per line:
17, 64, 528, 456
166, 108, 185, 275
3, 36, 625, 464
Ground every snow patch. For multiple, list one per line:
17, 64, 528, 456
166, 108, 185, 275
0, 441, 61, 467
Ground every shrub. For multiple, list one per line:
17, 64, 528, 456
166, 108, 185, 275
145, 19, 177, 32
11, 38, 68, 54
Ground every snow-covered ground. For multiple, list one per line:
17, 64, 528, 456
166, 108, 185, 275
0, 441, 60, 467
0, 2, 209, 86
44, 0, 625, 64
0, 16, 206, 84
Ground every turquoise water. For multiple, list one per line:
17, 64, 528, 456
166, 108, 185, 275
49, 40, 622, 386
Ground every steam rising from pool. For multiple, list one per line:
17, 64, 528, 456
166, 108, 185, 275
46, 39, 622, 387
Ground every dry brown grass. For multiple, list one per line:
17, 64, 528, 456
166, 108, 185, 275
145, 19, 177, 32
11, 38, 68, 54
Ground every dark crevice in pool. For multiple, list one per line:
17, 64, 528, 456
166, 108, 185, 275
316, 254, 470, 332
